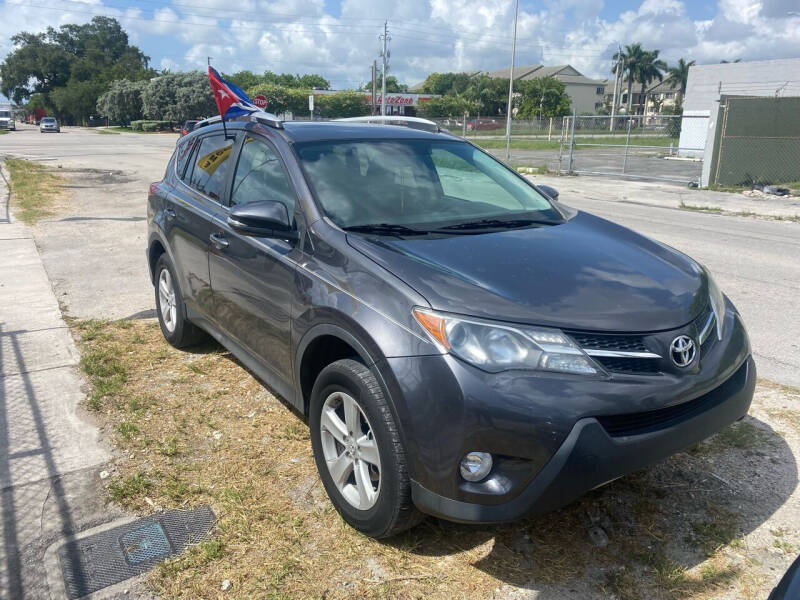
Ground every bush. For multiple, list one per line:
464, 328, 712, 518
130, 120, 171, 132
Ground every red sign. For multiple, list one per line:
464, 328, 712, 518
253, 94, 268, 109
376, 94, 414, 105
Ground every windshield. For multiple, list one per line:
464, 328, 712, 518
42, 118, 55, 123
295, 139, 561, 230
0, 111, 10, 118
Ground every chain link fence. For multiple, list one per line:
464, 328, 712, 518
707, 96, 800, 189
429, 114, 707, 184
556, 114, 706, 185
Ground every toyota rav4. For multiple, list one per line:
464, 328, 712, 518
146, 113, 755, 538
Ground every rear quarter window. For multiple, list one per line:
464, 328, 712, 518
175, 135, 199, 179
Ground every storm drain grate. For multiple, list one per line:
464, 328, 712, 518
58, 505, 215, 599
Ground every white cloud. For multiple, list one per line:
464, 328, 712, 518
1, 0, 799, 91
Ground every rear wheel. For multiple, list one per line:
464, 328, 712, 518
309, 359, 422, 538
153, 254, 206, 348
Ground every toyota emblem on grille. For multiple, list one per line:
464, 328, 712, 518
670, 335, 696, 367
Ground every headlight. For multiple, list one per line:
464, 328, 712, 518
704, 268, 726, 340
413, 308, 600, 375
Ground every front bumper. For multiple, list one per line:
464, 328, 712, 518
377, 303, 754, 523
410, 355, 755, 522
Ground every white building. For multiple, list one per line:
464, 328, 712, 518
678, 58, 800, 159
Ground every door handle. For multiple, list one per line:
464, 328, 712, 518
165, 207, 177, 220
209, 232, 229, 249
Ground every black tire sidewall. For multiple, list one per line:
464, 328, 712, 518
309, 362, 403, 537
154, 254, 190, 346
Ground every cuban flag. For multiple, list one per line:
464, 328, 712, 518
208, 66, 259, 120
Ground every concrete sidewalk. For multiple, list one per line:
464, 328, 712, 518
527, 173, 800, 219
0, 164, 118, 598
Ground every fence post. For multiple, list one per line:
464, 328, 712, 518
462, 112, 467, 137
548, 116, 553, 141
622, 117, 632, 174
567, 111, 577, 174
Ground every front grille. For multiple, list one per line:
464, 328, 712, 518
594, 356, 662, 374
567, 332, 648, 352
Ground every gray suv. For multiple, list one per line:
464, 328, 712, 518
147, 114, 754, 538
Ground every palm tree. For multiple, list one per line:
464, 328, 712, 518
666, 58, 695, 107
634, 50, 667, 115
612, 43, 645, 113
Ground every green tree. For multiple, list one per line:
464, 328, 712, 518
516, 77, 571, 118
96, 79, 147, 124
363, 75, 408, 93
0, 17, 152, 123
141, 72, 216, 123
417, 95, 477, 118
245, 84, 311, 115
463, 75, 508, 116
666, 58, 695, 107
226, 70, 263, 91
612, 43, 645, 114
634, 50, 667, 115
316, 91, 368, 118
418, 72, 473, 95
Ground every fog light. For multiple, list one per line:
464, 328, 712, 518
459, 452, 493, 482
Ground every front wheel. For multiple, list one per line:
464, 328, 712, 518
309, 359, 422, 538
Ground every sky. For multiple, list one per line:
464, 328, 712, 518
1, 0, 799, 92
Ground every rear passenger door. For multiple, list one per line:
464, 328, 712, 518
166, 132, 236, 320
208, 134, 298, 393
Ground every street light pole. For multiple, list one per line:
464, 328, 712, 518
380, 22, 390, 117
504, 0, 519, 161
610, 45, 621, 132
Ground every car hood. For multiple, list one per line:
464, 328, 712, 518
347, 211, 708, 332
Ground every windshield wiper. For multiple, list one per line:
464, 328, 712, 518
437, 218, 551, 231
342, 223, 430, 236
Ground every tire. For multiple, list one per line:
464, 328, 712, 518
309, 359, 423, 538
153, 254, 207, 349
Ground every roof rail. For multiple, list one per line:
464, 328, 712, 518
335, 115, 442, 133
194, 110, 283, 131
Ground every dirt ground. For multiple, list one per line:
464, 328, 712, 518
73, 319, 800, 600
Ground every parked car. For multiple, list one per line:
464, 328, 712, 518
770, 554, 800, 600
180, 120, 200, 137
466, 117, 502, 131
0, 106, 15, 131
40, 117, 60, 133
147, 114, 755, 539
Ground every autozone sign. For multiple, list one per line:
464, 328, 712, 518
377, 94, 416, 106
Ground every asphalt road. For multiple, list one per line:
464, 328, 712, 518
2, 124, 798, 387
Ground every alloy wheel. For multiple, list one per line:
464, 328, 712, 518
319, 391, 381, 510
158, 268, 178, 333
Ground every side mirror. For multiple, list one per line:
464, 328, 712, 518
537, 184, 559, 201
227, 200, 297, 240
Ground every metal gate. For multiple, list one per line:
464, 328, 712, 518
557, 114, 706, 185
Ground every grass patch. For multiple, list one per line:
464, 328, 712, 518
4, 158, 65, 224
697, 420, 776, 454
679, 201, 723, 213
72, 319, 786, 599
474, 136, 676, 151
107, 126, 175, 135
0, 129, 9, 135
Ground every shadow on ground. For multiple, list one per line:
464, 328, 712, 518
384, 414, 796, 598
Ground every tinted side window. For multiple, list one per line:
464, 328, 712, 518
186, 134, 235, 202
175, 135, 199, 179
230, 137, 295, 214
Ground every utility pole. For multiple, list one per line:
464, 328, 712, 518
504, 0, 519, 161
371, 60, 377, 115
379, 21, 390, 116
207, 56, 212, 67
610, 45, 622, 132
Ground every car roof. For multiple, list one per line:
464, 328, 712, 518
280, 121, 450, 143
186, 119, 456, 144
